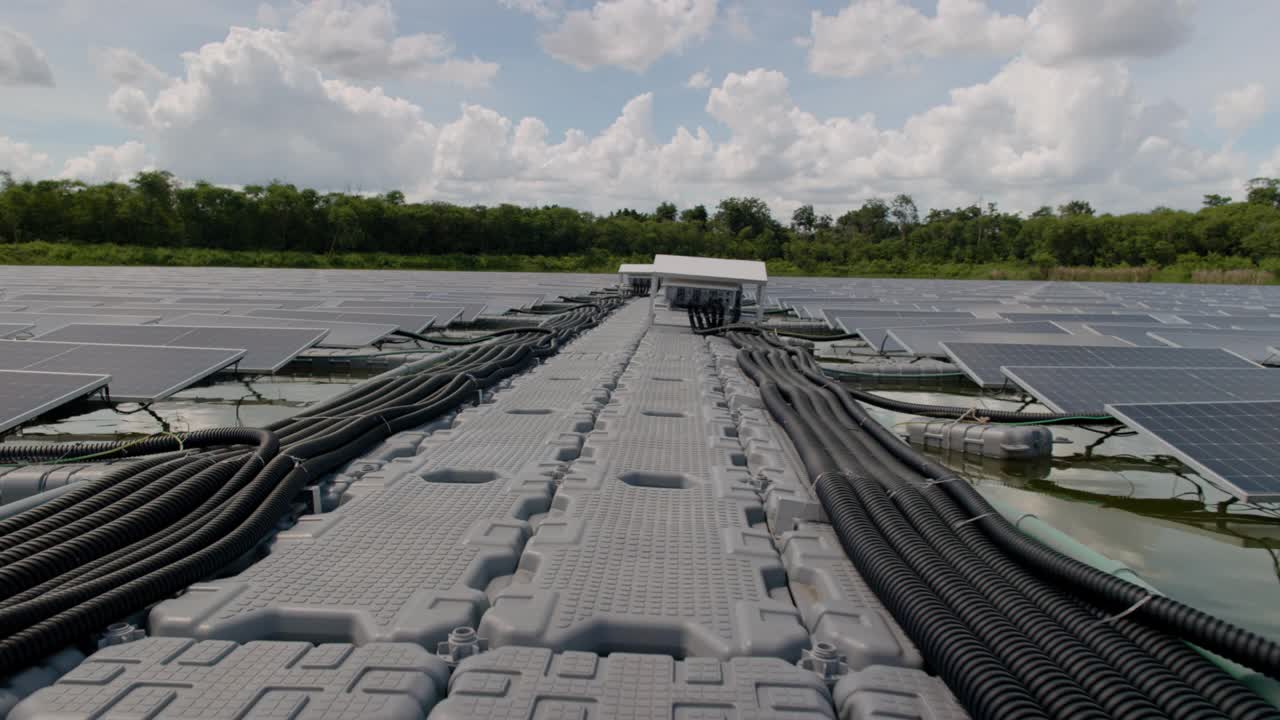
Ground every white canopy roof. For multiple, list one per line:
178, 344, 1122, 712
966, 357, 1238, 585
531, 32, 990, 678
617, 263, 655, 274
651, 255, 768, 284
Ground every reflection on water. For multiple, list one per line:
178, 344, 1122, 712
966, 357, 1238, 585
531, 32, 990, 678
851, 378, 1280, 642
11, 370, 373, 441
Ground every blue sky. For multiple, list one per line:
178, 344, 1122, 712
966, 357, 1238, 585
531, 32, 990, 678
1, 0, 1277, 216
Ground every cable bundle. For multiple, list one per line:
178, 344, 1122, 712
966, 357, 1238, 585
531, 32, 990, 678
729, 330, 1280, 720
0, 298, 619, 675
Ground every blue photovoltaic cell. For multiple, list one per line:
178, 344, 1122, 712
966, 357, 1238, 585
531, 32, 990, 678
1002, 366, 1280, 415
1107, 401, 1280, 502
0, 370, 111, 433
942, 342, 1259, 387
890, 329, 1128, 358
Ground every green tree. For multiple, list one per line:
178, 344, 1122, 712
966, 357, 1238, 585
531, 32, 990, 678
654, 201, 677, 222
1058, 200, 1095, 217
1203, 194, 1232, 208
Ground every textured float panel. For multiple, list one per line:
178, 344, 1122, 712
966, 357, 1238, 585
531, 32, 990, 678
148, 315, 641, 648
781, 523, 922, 670
9, 638, 448, 720
481, 324, 809, 661
429, 647, 836, 720
833, 666, 969, 720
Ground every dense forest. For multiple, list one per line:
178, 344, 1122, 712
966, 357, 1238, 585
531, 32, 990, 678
2, 170, 1280, 280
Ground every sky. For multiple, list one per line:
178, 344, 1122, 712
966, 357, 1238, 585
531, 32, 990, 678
1, 0, 1278, 218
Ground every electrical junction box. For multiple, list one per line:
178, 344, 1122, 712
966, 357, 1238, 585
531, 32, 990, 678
652, 254, 768, 321
904, 419, 1054, 460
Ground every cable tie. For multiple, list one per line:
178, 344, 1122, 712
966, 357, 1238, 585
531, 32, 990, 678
922, 477, 959, 490
953, 511, 995, 528
284, 454, 310, 477
1091, 594, 1154, 627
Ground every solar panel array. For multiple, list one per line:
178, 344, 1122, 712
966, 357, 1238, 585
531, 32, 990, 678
941, 343, 1258, 387
891, 329, 1130, 357
0, 266, 615, 431
1001, 366, 1280, 415
166, 314, 396, 349
1147, 328, 1280, 363
1106, 401, 1280, 502
0, 339, 244, 402
35, 324, 328, 373
0, 370, 110, 433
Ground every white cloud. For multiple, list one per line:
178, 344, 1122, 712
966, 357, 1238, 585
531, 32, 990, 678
807, 0, 1027, 77
1025, 0, 1197, 65
725, 4, 752, 41
91, 47, 167, 88
1214, 83, 1267, 136
806, 0, 1198, 77
6, 10, 1248, 218
541, 0, 718, 72
1260, 148, 1280, 178
281, 0, 498, 87
105, 27, 439, 191
0, 136, 52, 177
500, 0, 560, 20
685, 69, 711, 89
0, 27, 55, 86
60, 141, 154, 182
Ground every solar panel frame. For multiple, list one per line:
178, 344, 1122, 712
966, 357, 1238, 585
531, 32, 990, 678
0, 312, 162, 334
0, 324, 32, 339
857, 321, 1063, 353
245, 308, 438, 333
166, 314, 395, 349
0, 339, 245, 402
997, 312, 1163, 324
1146, 328, 1280, 363
34, 324, 328, 373
0, 370, 111, 434
889, 329, 1131, 357
941, 342, 1260, 387
1002, 366, 1280, 415
1105, 400, 1280, 502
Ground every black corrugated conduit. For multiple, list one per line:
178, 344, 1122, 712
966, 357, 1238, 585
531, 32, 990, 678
0, 295, 621, 675
727, 330, 1280, 720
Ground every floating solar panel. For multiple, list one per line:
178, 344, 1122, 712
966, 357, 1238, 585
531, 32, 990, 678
35, 324, 326, 373
823, 308, 977, 328
997, 312, 1161, 324
1002, 366, 1280, 415
889, 329, 1129, 357
333, 300, 484, 323
851, 318, 1008, 350
941, 342, 1259, 387
859, 321, 1064, 353
167, 314, 395, 349
0, 370, 110, 433
246, 308, 437, 333
0, 339, 244, 402
0, 312, 161, 335
1106, 401, 1280, 502
1147, 328, 1280, 363
1074, 322, 1221, 346
0, 324, 32, 339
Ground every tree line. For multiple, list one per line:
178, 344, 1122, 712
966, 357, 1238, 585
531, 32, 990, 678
2, 170, 1279, 276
